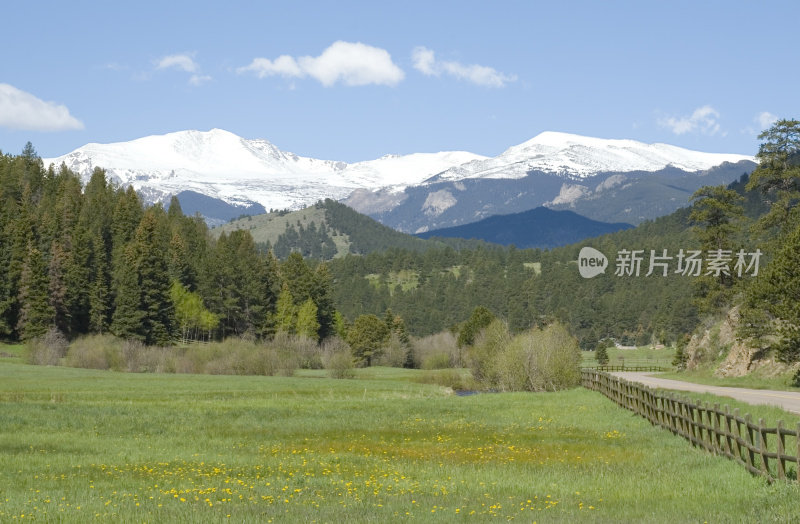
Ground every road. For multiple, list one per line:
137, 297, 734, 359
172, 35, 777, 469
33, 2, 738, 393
611, 372, 800, 415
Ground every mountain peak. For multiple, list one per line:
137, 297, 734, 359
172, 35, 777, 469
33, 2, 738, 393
430, 131, 754, 183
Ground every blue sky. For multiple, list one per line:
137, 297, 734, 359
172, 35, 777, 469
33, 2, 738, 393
1, 1, 797, 161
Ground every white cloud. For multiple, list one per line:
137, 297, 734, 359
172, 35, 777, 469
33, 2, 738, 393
154, 53, 212, 86
756, 111, 778, 130
156, 53, 198, 72
238, 41, 404, 87
411, 47, 437, 76
658, 105, 721, 135
0, 83, 84, 132
411, 46, 516, 88
189, 74, 212, 86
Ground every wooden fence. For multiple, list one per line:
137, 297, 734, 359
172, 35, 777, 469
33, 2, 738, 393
581, 369, 800, 483
582, 365, 666, 373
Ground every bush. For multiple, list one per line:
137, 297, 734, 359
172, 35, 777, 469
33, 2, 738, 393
470, 321, 580, 392
421, 352, 451, 370
65, 334, 123, 370
326, 349, 355, 379
516, 322, 581, 391
468, 319, 512, 386
412, 331, 461, 369
271, 332, 322, 370
374, 334, 410, 367
25, 328, 69, 366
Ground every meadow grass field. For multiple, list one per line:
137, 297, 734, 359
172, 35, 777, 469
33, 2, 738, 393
1, 356, 798, 522
581, 345, 675, 369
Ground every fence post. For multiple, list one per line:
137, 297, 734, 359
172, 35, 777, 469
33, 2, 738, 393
712, 403, 721, 455
796, 422, 800, 483
744, 414, 755, 472
776, 420, 785, 481
758, 418, 769, 479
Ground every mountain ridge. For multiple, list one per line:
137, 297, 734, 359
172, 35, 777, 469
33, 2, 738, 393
415, 206, 633, 249
42, 128, 755, 228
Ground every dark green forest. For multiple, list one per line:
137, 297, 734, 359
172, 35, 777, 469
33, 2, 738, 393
0, 144, 335, 344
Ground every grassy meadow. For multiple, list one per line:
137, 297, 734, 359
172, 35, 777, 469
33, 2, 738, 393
581, 345, 676, 369
1, 357, 798, 522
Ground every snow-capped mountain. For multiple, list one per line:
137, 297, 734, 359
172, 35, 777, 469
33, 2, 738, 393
43, 128, 755, 230
427, 131, 753, 183
43, 128, 485, 212
345, 132, 756, 233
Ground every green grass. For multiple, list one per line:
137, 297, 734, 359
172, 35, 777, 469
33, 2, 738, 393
582, 345, 676, 369
1, 360, 798, 522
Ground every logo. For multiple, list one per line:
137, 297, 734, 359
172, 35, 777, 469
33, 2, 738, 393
578, 247, 608, 278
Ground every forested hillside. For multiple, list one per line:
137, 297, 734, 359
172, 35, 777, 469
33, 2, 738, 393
215, 199, 482, 260
0, 145, 336, 344
416, 207, 633, 248
328, 209, 699, 344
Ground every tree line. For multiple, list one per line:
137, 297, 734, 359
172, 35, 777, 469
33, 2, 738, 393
0, 144, 337, 345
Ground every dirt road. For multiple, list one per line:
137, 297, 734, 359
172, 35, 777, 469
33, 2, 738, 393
612, 372, 800, 415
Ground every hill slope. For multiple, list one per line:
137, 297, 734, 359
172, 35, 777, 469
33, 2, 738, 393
416, 207, 633, 248
214, 199, 477, 259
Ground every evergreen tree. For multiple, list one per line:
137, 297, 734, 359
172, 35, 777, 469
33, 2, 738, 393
347, 313, 390, 366
595, 341, 609, 366
48, 240, 69, 333
745, 119, 800, 232
17, 244, 54, 340
747, 223, 800, 362
457, 306, 496, 347
88, 233, 111, 333
111, 210, 175, 344
110, 243, 145, 340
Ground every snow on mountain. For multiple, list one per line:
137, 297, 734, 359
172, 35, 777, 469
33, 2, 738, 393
430, 131, 754, 183
42, 128, 484, 211
343, 151, 486, 190
42, 128, 753, 217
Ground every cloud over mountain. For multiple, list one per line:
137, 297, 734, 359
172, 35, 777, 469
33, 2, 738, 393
238, 41, 404, 87
412, 46, 516, 87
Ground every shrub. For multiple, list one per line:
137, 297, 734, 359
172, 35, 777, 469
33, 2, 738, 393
468, 319, 512, 386
65, 334, 124, 370
271, 332, 322, 370
412, 331, 461, 369
326, 349, 355, 379
517, 322, 581, 391
421, 352, 451, 370
25, 327, 69, 366
470, 321, 580, 392
374, 333, 410, 367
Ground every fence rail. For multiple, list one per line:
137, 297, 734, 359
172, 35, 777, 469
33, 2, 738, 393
582, 365, 667, 372
581, 369, 800, 483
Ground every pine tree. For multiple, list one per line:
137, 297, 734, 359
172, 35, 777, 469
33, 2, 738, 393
745, 119, 800, 232
111, 243, 145, 341
111, 210, 175, 345
133, 210, 175, 345
48, 241, 69, 333
88, 233, 111, 334
17, 244, 54, 340
748, 223, 800, 362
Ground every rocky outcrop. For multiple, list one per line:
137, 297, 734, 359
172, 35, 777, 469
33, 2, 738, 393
685, 306, 788, 377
